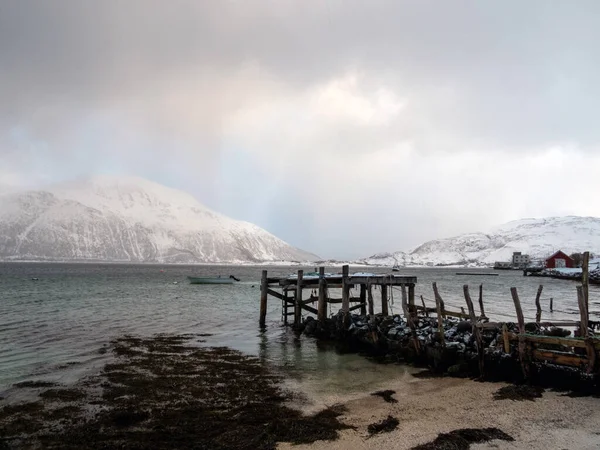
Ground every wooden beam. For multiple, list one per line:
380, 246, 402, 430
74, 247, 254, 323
381, 283, 389, 316
295, 270, 303, 328
402, 284, 420, 353
506, 332, 600, 350
266, 288, 285, 301
367, 283, 374, 316
342, 265, 350, 327
349, 303, 364, 312
259, 270, 268, 328
408, 283, 415, 307
359, 284, 367, 316
464, 285, 484, 378
502, 324, 510, 353
317, 267, 327, 322
535, 284, 543, 324
300, 304, 318, 315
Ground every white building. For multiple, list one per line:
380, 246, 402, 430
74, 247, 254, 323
512, 252, 530, 266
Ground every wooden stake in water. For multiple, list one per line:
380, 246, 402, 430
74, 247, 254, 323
432, 282, 446, 318
341, 265, 350, 326
582, 251, 590, 319
535, 285, 543, 324
464, 285, 484, 378
577, 285, 596, 373
367, 283, 374, 316
510, 287, 528, 380
478, 284, 486, 320
259, 270, 268, 328
317, 267, 327, 322
295, 270, 304, 328
434, 291, 446, 348
402, 284, 420, 353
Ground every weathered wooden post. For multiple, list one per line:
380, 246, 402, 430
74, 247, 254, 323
342, 265, 350, 326
550, 297, 553, 312
420, 295, 428, 317
367, 283, 374, 316
434, 292, 445, 348
408, 283, 415, 312
502, 323, 510, 353
577, 285, 596, 373
359, 284, 367, 316
510, 287, 528, 380
317, 267, 327, 322
259, 270, 269, 327
381, 281, 389, 317
583, 251, 590, 318
432, 282, 446, 318
294, 270, 304, 328
464, 285, 484, 378
401, 284, 420, 353
534, 284, 543, 324
478, 284, 486, 319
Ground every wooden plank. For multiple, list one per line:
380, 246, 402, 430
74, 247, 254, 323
464, 285, 484, 377
381, 283, 389, 316
402, 284, 420, 352
511, 287, 528, 379
342, 265, 350, 327
367, 283, 374, 316
259, 270, 268, 327
535, 284, 543, 324
506, 332, 600, 349
348, 275, 418, 285
295, 270, 303, 328
478, 284, 486, 319
318, 267, 327, 322
432, 282, 446, 318
532, 349, 588, 368
360, 284, 367, 316
434, 290, 445, 348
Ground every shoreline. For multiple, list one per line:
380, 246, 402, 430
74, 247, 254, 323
2, 333, 600, 449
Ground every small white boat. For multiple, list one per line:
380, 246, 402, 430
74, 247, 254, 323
187, 275, 239, 285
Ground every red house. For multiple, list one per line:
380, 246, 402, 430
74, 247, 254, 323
545, 250, 575, 269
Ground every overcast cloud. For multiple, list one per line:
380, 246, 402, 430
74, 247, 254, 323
1, 0, 600, 259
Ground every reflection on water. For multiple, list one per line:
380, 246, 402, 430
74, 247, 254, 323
0, 263, 598, 397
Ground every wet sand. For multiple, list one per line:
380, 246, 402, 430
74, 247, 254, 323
282, 370, 600, 449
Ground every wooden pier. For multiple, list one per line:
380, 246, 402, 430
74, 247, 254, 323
259, 265, 417, 328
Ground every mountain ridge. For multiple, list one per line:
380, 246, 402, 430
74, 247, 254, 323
0, 176, 318, 263
362, 216, 600, 267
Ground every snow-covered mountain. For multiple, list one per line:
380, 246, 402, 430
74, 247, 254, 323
363, 216, 600, 267
0, 175, 318, 263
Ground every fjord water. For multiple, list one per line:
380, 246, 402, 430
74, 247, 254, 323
1, 263, 599, 396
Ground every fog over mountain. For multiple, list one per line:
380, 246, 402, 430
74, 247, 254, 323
0, 176, 318, 263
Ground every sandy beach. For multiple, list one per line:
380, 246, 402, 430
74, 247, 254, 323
282, 371, 600, 450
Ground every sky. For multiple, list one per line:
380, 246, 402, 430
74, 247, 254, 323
2, 1, 600, 259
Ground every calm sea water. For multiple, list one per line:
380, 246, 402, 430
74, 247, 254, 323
1, 263, 598, 398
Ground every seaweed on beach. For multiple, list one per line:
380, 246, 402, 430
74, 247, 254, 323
367, 416, 399, 435
0, 334, 353, 450
370, 389, 398, 403
411, 427, 514, 449
493, 385, 544, 402
14, 381, 57, 389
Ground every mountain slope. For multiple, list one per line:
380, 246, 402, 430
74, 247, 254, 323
363, 216, 600, 267
0, 175, 318, 263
